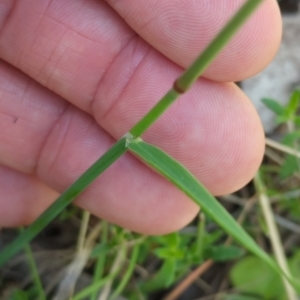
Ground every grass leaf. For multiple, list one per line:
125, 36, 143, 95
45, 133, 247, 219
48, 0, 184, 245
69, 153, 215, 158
127, 139, 289, 280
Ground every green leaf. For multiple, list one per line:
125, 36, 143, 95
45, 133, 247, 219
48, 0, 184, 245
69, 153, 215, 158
152, 233, 184, 260
294, 116, 300, 127
288, 250, 300, 293
203, 229, 223, 245
154, 247, 184, 260
275, 132, 300, 179
221, 295, 260, 300
73, 275, 113, 300
281, 131, 300, 145
230, 256, 285, 299
0, 138, 128, 268
204, 245, 244, 262
286, 89, 300, 117
127, 140, 287, 280
155, 232, 181, 248
279, 155, 299, 179
8, 289, 29, 300
90, 242, 109, 258
276, 115, 290, 124
261, 98, 285, 116
141, 259, 176, 292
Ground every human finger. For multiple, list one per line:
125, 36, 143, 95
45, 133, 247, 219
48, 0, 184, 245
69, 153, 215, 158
0, 58, 263, 233
0, 1, 264, 191
105, 0, 282, 81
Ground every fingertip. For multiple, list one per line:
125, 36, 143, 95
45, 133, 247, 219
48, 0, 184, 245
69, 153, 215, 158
189, 82, 265, 196
106, 0, 282, 82
194, 81, 265, 195
75, 155, 200, 235
108, 196, 200, 235
203, 0, 282, 81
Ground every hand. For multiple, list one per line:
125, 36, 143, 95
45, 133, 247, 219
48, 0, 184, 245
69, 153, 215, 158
0, 0, 281, 234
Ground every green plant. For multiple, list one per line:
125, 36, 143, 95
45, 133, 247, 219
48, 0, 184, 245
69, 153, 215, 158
20, 228, 46, 300
230, 253, 300, 300
8, 289, 30, 300
0, 0, 298, 297
262, 90, 300, 178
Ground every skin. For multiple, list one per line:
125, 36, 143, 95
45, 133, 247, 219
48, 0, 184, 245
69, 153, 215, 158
0, 0, 281, 234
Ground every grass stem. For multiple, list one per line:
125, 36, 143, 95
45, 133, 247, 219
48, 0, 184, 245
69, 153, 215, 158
108, 243, 140, 300
129, 0, 264, 138
176, 0, 264, 91
20, 228, 46, 300
90, 220, 108, 300
254, 171, 298, 300
98, 239, 127, 300
129, 89, 179, 138
195, 213, 205, 260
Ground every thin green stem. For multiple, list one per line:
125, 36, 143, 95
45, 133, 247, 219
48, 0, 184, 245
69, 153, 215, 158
129, 0, 264, 137
90, 220, 108, 300
73, 275, 113, 300
99, 235, 127, 300
254, 171, 298, 300
20, 228, 46, 300
195, 213, 205, 260
108, 243, 140, 300
177, 0, 264, 91
129, 89, 179, 137
0, 138, 128, 268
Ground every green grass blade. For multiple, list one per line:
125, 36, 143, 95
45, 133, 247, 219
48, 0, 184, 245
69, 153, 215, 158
129, 0, 264, 138
20, 228, 46, 300
0, 138, 128, 268
73, 275, 114, 300
90, 220, 108, 300
108, 243, 140, 300
127, 139, 292, 282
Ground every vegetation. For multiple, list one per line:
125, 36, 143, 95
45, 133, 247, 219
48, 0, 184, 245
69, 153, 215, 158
1, 1, 300, 299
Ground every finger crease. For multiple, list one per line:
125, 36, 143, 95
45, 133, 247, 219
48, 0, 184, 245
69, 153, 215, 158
89, 33, 138, 118
34, 102, 70, 177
